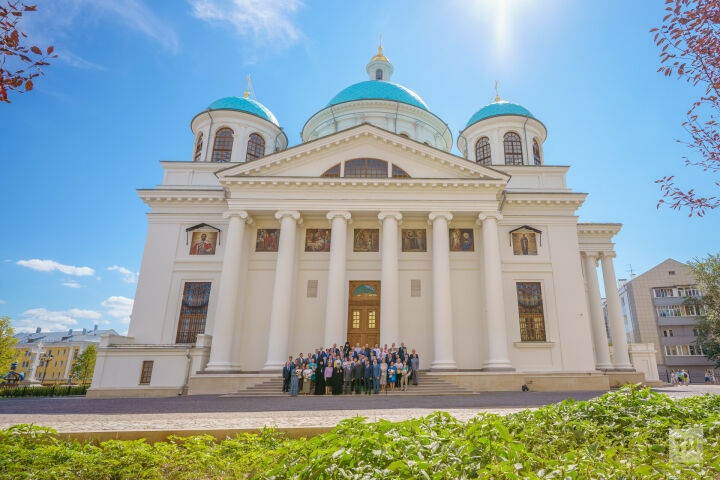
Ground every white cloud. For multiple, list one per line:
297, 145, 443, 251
101, 296, 134, 324
190, 0, 303, 45
66, 308, 102, 319
62, 280, 82, 288
108, 265, 138, 283
17, 259, 95, 276
91, 0, 179, 52
58, 50, 107, 70
14, 308, 82, 333
0, 299, 5, 304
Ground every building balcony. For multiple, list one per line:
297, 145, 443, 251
657, 316, 701, 327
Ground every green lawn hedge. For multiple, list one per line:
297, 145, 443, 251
0, 385, 88, 398
0, 386, 718, 479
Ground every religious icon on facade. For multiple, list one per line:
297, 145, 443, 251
353, 229, 379, 252
449, 228, 474, 252
256, 228, 280, 252
401, 229, 427, 252
511, 228, 540, 256
189, 231, 217, 255
305, 228, 331, 252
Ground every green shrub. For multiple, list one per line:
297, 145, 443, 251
0, 385, 88, 398
0, 386, 718, 479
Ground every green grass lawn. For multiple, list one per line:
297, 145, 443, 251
0, 386, 717, 479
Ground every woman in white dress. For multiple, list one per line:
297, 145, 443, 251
380, 361, 388, 393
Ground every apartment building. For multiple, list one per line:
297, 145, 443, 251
618, 258, 712, 382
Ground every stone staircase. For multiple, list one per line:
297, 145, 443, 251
222, 372, 478, 397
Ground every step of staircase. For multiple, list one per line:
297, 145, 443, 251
222, 373, 478, 397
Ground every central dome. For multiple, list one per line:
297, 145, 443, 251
327, 80, 429, 111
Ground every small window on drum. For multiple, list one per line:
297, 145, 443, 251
211, 128, 234, 162
475, 137, 491, 165
193, 132, 203, 161
398, 133, 409, 139
503, 132, 523, 166
392, 165, 410, 178
533, 139, 541, 165
246, 133, 265, 161
376, 69, 383, 80
322, 164, 341, 177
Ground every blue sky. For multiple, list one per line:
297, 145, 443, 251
1, 0, 717, 335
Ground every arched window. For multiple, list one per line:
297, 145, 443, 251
375, 69, 383, 80
503, 132, 523, 165
246, 133, 265, 161
392, 165, 410, 178
532, 139, 541, 165
193, 132, 204, 161
344, 158, 388, 177
211, 128, 234, 162
322, 164, 341, 177
398, 133, 409, 139
475, 137, 491, 165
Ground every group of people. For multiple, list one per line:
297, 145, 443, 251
668, 369, 717, 385
282, 342, 420, 396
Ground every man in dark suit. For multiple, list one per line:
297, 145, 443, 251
399, 342, 407, 362
352, 359, 363, 394
363, 359, 372, 394
343, 359, 353, 394
282, 358, 292, 392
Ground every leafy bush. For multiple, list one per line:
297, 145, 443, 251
0, 385, 88, 398
0, 386, 718, 479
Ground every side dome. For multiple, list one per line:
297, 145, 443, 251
465, 101, 533, 129
208, 96, 280, 127
327, 80, 429, 111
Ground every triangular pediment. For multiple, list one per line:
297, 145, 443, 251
216, 123, 509, 183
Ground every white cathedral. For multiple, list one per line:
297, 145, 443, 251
89, 46, 655, 397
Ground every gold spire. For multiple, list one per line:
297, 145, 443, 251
244, 74, 252, 98
371, 33, 388, 62
494, 80, 500, 102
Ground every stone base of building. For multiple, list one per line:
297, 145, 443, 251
186, 373, 278, 395
86, 387, 184, 398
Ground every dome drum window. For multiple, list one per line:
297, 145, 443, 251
375, 69, 383, 80
533, 139, 541, 165
322, 164, 341, 177
503, 132, 523, 166
475, 137, 491, 165
193, 132, 204, 161
246, 133, 265, 161
211, 128, 234, 163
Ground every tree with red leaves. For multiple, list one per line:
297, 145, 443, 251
652, 0, 720, 217
1, 1, 56, 103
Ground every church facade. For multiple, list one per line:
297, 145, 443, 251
89, 47, 648, 397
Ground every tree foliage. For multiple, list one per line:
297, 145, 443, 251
69, 344, 96, 384
688, 252, 720, 366
0, 1, 56, 103
0, 316, 18, 374
652, 0, 720, 216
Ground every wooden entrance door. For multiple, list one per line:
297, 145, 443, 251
347, 281, 381, 348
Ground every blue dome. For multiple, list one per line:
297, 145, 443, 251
207, 96, 280, 127
465, 101, 534, 129
327, 80, 429, 111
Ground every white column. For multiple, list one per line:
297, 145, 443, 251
478, 213, 514, 371
601, 253, 633, 369
324, 211, 351, 347
205, 211, 252, 371
263, 210, 301, 371
378, 211, 402, 345
429, 212, 457, 370
582, 252, 613, 370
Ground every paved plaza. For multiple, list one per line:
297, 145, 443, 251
0, 385, 716, 435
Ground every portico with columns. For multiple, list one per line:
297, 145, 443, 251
88, 47, 650, 398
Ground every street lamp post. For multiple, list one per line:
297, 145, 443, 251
41, 352, 54, 385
